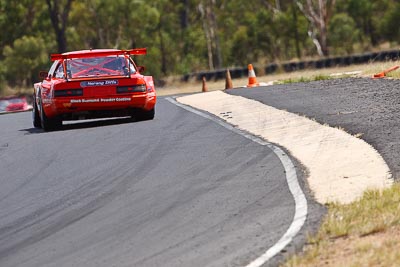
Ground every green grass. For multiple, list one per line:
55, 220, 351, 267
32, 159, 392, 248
277, 74, 333, 84
322, 186, 400, 238
283, 184, 400, 267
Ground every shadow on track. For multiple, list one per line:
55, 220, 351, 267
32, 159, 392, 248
19, 117, 141, 134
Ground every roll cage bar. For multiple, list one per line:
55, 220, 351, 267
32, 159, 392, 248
50, 48, 147, 61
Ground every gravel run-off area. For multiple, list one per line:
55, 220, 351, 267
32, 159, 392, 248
227, 77, 400, 181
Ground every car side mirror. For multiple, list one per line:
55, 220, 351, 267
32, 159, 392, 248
39, 71, 48, 80
137, 66, 145, 73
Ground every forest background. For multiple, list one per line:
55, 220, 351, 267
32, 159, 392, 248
1, 0, 400, 91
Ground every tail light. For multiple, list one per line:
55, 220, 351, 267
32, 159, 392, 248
54, 89, 83, 97
117, 84, 146, 93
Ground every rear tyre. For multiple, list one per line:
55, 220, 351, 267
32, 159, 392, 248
40, 105, 62, 131
137, 108, 155, 121
32, 100, 41, 128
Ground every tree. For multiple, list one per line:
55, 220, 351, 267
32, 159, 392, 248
198, 0, 222, 70
380, 2, 400, 43
3, 36, 48, 87
296, 0, 336, 56
0, 1, 46, 57
329, 13, 359, 54
2, 0, 400, 89
46, 0, 74, 53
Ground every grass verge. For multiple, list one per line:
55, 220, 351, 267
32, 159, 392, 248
277, 74, 333, 84
282, 184, 400, 266
157, 60, 400, 96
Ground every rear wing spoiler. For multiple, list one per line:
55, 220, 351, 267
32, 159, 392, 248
50, 48, 147, 61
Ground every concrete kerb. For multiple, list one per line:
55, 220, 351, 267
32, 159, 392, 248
177, 91, 393, 204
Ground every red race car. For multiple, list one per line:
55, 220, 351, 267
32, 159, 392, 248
33, 48, 156, 131
0, 96, 32, 113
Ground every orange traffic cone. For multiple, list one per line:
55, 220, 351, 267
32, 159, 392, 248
202, 76, 208, 92
247, 64, 259, 87
373, 65, 399, 78
373, 72, 385, 78
225, 69, 233, 89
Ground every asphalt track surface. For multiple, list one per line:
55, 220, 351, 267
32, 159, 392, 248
0, 97, 324, 267
228, 77, 400, 181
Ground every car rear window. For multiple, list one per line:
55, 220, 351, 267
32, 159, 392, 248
66, 56, 129, 78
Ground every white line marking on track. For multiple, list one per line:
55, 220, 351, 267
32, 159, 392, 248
166, 97, 308, 266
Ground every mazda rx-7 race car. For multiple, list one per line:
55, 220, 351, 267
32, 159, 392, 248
33, 48, 156, 131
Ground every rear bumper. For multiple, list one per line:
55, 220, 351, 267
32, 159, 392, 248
43, 93, 156, 119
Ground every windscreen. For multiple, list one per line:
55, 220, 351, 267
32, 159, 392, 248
66, 56, 129, 78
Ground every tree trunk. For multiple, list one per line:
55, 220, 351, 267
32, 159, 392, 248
296, 0, 336, 57
198, 2, 214, 70
158, 22, 167, 75
292, 3, 301, 59
206, 0, 222, 69
275, 0, 281, 11
46, 0, 73, 53
180, 0, 189, 30
198, 0, 222, 70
